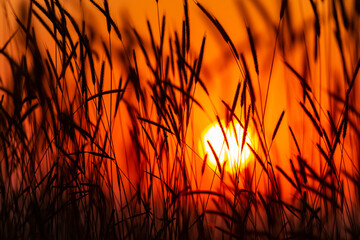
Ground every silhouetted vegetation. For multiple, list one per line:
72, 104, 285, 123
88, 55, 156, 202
0, 0, 359, 239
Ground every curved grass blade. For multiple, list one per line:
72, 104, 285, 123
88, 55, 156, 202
195, 1, 239, 60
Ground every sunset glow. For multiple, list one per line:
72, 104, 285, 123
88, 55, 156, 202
1, 0, 359, 238
200, 120, 252, 172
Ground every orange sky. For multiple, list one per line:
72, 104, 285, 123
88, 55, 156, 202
1, 0, 359, 200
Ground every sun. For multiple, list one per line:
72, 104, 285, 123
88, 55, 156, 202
199, 119, 252, 172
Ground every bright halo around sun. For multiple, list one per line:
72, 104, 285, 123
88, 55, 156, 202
199, 120, 253, 172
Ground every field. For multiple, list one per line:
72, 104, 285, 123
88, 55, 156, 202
0, 0, 359, 239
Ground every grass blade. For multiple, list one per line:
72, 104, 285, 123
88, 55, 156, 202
138, 117, 173, 134
289, 126, 301, 155
196, 1, 239, 60
207, 140, 222, 174
285, 61, 312, 92
246, 27, 259, 75
272, 110, 285, 141
300, 102, 322, 137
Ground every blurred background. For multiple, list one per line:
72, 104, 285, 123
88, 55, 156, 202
0, 0, 359, 238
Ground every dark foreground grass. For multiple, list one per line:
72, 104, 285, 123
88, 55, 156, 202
0, 0, 359, 239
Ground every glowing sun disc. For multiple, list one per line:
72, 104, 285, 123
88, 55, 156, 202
199, 120, 252, 172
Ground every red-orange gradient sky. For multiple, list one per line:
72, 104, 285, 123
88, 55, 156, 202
1, 0, 359, 202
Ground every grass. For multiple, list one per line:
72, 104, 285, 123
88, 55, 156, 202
0, 0, 359, 239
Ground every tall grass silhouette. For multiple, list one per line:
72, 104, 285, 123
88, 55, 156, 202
0, 0, 359, 239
